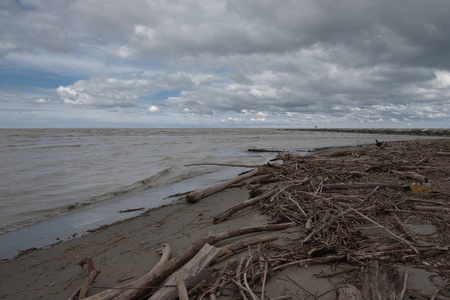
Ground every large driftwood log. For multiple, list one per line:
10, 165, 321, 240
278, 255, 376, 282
149, 243, 221, 300
84, 243, 171, 300
115, 222, 295, 300
213, 189, 276, 224
186, 168, 259, 203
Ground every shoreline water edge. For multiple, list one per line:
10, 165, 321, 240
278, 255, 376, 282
0, 128, 448, 260
0, 135, 448, 300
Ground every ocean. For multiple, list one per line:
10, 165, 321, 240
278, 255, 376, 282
0, 128, 439, 258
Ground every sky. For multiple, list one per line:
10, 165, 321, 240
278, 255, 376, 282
0, 0, 449, 128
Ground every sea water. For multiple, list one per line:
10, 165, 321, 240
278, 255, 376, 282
0, 128, 436, 258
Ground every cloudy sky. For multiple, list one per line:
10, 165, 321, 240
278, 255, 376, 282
1, 0, 449, 128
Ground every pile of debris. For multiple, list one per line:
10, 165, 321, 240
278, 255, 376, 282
74, 139, 449, 300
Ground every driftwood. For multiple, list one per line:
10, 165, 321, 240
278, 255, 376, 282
391, 213, 415, 242
361, 260, 399, 300
118, 207, 145, 213
114, 223, 294, 300
172, 210, 204, 235
317, 183, 404, 191
185, 162, 258, 168
436, 151, 450, 156
72, 140, 449, 300
397, 270, 408, 300
84, 243, 171, 300
77, 258, 100, 300
272, 255, 347, 272
215, 235, 277, 261
176, 278, 188, 300
350, 208, 419, 254
391, 169, 428, 182
213, 189, 276, 223
248, 148, 286, 153
149, 243, 221, 300
186, 168, 259, 203
413, 205, 450, 212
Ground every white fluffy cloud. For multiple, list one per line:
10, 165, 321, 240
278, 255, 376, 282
148, 105, 159, 112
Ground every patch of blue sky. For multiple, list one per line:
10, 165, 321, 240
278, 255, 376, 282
0, 68, 77, 89
147, 89, 182, 101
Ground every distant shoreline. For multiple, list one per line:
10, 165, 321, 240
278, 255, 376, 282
279, 127, 450, 136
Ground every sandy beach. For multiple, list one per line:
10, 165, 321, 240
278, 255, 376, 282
1, 138, 449, 300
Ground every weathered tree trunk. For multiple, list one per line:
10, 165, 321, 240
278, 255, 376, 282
186, 168, 259, 203
149, 244, 221, 300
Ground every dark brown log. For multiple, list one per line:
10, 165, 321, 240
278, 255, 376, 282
115, 222, 295, 300
118, 207, 145, 213
185, 162, 259, 168
149, 244, 221, 300
213, 189, 276, 224
248, 148, 285, 153
186, 168, 259, 203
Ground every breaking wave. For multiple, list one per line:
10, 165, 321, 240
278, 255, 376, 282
0, 167, 177, 235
